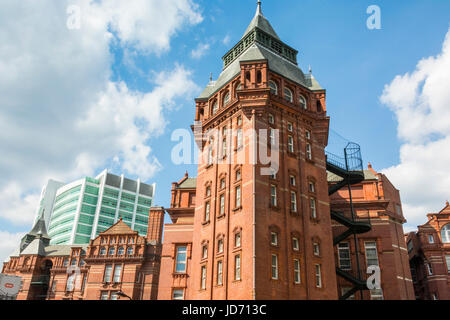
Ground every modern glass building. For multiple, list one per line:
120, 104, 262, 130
44, 169, 156, 245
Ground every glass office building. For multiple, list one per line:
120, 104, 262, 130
45, 169, 156, 245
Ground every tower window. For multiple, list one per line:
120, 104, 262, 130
288, 136, 294, 153
294, 259, 301, 284
306, 143, 312, 160
235, 232, 241, 247
428, 234, 434, 244
290, 191, 297, 212
217, 239, 224, 254
292, 237, 299, 251
310, 198, 317, 219
204, 201, 210, 222
219, 194, 225, 215
271, 185, 277, 207
271, 254, 279, 279
269, 80, 278, 95
315, 264, 322, 288
287, 122, 293, 132
290, 175, 296, 186
313, 242, 320, 256
202, 244, 208, 259
441, 224, 450, 243
217, 260, 223, 286
223, 92, 230, 106
212, 101, 218, 115
235, 255, 241, 280
104, 265, 113, 283
201, 265, 207, 290
284, 88, 293, 102
299, 95, 307, 109
271, 232, 278, 246
235, 186, 241, 208
257, 70, 262, 83
246, 71, 251, 82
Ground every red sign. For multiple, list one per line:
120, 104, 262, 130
4, 283, 14, 288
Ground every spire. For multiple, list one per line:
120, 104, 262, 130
257, 0, 262, 15
242, 1, 280, 40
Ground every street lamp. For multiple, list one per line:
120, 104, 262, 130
115, 291, 132, 300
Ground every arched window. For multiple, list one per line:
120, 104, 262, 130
299, 95, 307, 109
441, 224, 450, 243
212, 101, 218, 115
246, 72, 251, 81
127, 247, 134, 255
284, 88, 293, 102
317, 100, 323, 112
117, 247, 125, 255
269, 80, 278, 95
108, 247, 115, 256
223, 92, 230, 106
235, 82, 241, 98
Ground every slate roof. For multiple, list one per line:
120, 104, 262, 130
197, 2, 323, 100
177, 178, 197, 189
327, 170, 378, 183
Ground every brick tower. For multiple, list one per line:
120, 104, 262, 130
188, 2, 337, 300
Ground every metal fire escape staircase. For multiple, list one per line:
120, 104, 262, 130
326, 142, 372, 300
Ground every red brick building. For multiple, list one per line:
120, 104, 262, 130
329, 163, 414, 300
1, 208, 164, 300
406, 202, 450, 300
157, 3, 416, 300
158, 173, 196, 300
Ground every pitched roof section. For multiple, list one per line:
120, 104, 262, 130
439, 201, 450, 214
21, 238, 46, 256
29, 211, 51, 240
328, 170, 378, 183
242, 1, 280, 41
100, 219, 137, 235
177, 178, 197, 189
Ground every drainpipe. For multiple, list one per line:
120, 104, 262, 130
252, 109, 257, 300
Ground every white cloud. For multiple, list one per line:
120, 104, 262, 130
0, 0, 202, 226
223, 34, 231, 46
191, 42, 210, 59
381, 28, 450, 230
0, 231, 24, 266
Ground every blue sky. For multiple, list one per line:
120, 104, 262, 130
123, 0, 450, 217
0, 0, 449, 263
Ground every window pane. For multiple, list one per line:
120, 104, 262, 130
175, 246, 187, 273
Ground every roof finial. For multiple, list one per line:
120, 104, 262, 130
309, 64, 312, 74
446, 200, 449, 206
257, 0, 262, 15
209, 72, 212, 82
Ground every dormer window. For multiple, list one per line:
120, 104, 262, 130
269, 80, 278, 95
99, 247, 106, 256
299, 95, 307, 110
284, 88, 293, 103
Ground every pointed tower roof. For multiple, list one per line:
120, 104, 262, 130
198, 2, 323, 100
439, 201, 450, 214
242, 1, 280, 40
28, 210, 50, 240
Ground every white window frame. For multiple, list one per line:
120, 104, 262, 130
364, 241, 379, 267
290, 191, 297, 212
104, 265, 113, 283
271, 232, 278, 246
271, 185, 277, 207
299, 95, 307, 109
315, 264, 322, 288
113, 265, 122, 283
201, 265, 207, 289
217, 260, 223, 286
293, 237, 299, 251
288, 135, 294, 153
294, 259, 301, 284
172, 289, 184, 300
310, 198, 317, 218
235, 186, 241, 208
272, 254, 279, 280
306, 143, 312, 160
235, 255, 241, 280
175, 246, 187, 273
284, 87, 293, 102
220, 194, 225, 215
205, 201, 210, 221
428, 234, 434, 244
